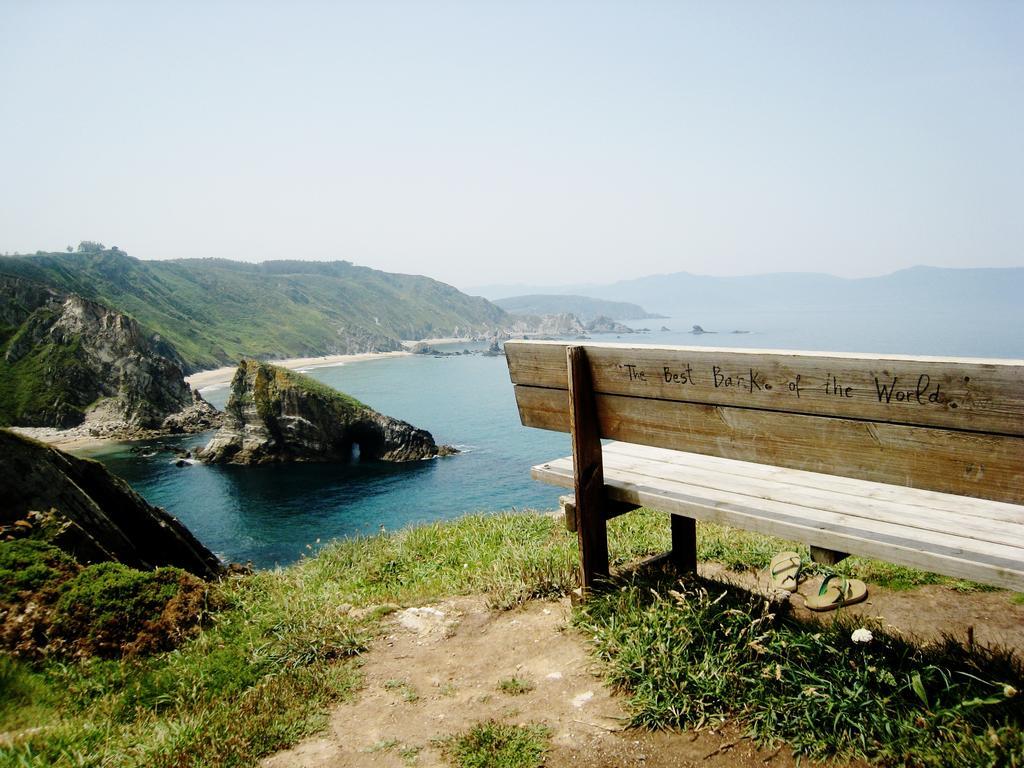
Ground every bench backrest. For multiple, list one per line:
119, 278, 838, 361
505, 340, 1024, 505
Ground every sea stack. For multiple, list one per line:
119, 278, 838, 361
198, 360, 456, 464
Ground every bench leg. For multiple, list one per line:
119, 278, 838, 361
670, 515, 697, 574
567, 346, 610, 595
578, 504, 610, 593
810, 545, 849, 566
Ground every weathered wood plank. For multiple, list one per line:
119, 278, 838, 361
567, 346, 609, 593
533, 456, 1024, 562
560, 494, 640, 532
604, 442, 1024, 524
506, 340, 1024, 437
592, 449, 1024, 546
532, 458, 1024, 591
515, 385, 1024, 504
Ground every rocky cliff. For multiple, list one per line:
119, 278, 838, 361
199, 360, 455, 464
0, 275, 217, 433
0, 429, 223, 579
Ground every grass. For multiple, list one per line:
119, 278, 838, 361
575, 572, 1024, 766
442, 721, 551, 768
0, 511, 587, 768
384, 678, 420, 702
0, 332, 92, 427
497, 677, 535, 696
1, 507, 1019, 767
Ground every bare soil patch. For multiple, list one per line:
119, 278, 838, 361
262, 567, 1021, 768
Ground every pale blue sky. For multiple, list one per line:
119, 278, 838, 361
1, 1, 1021, 288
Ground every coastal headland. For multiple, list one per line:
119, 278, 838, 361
11, 340, 475, 451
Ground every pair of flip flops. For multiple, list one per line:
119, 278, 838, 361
768, 551, 868, 612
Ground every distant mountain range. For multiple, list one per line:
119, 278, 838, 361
0, 247, 508, 373
493, 294, 664, 323
471, 266, 1024, 317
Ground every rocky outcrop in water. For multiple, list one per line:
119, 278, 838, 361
0, 429, 223, 579
0, 275, 210, 434
585, 315, 635, 334
198, 360, 456, 465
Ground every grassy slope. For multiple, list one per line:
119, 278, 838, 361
0, 329, 93, 426
0, 250, 508, 372
1, 511, 1020, 768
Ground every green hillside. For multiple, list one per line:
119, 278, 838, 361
0, 246, 508, 373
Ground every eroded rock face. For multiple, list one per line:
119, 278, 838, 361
199, 360, 456, 464
0, 276, 196, 430
0, 429, 223, 579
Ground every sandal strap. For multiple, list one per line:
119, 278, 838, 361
817, 573, 848, 597
771, 556, 800, 576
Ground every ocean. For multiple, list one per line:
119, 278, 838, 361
83, 307, 1023, 568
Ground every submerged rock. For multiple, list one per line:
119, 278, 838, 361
0, 429, 224, 579
198, 360, 457, 464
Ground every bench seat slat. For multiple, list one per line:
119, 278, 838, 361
605, 442, 1024, 536
597, 453, 1024, 549
533, 447, 1024, 592
534, 454, 1024, 562
606, 442, 1024, 524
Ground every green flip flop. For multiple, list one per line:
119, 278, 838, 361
804, 574, 868, 612
768, 551, 801, 590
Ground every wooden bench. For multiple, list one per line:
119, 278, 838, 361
504, 340, 1024, 595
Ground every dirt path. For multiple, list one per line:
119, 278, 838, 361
263, 595, 839, 768
262, 572, 1021, 768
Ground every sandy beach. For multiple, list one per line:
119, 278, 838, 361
184, 350, 411, 391
8, 425, 127, 453
184, 338, 478, 390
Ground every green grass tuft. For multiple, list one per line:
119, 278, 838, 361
497, 677, 535, 696
442, 720, 551, 768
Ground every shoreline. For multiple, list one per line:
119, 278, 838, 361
185, 350, 411, 391
16, 341, 477, 452
184, 337, 477, 391
8, 425, 154, 453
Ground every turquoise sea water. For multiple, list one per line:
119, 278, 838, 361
84, 307, 1023, 569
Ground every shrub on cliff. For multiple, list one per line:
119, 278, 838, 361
52, 562, 213, 658
0, 540, 214, 660
0, 539, 77, 603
